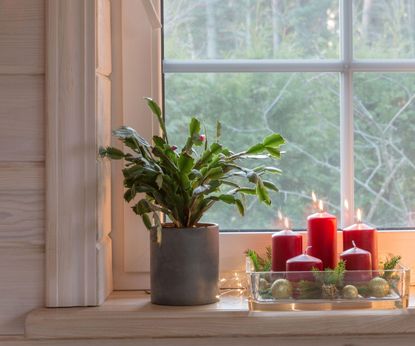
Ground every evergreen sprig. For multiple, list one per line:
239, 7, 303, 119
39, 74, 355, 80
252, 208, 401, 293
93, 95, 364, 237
246, 247, 272, 272
381, 255, 401, 280
100, 98, 285, 242
313, 260, 346, 287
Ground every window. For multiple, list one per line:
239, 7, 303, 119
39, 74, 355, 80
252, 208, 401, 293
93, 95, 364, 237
162, 0, 415, 230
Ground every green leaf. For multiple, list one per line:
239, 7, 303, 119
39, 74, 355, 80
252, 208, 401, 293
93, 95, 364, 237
235, 199, 245, 216
152, 136, 166, 148
217, 194, 236, 204
124, 188, 136, 202
265, 147, 281, 159
256, 179, 271, 205
246, 143, 265, 154
263, 180, 279, 192
99, 146, 125, 159
205, 167, 224, 180
132, 199, 152, 215
237, 188, 257, 195
263, 133, 285, 148
263, 166, 282, 174
178, 153, 194, 174
141, 213, 152, 230
189, 117, 201, 137
145, 97, 161, 117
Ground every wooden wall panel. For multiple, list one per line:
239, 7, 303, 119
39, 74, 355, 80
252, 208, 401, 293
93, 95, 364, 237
0, 0, 44, 74
0, 191, 44, 246
0, 247, 44, 334
0, 0, 45, 336
0, 76, 44, 161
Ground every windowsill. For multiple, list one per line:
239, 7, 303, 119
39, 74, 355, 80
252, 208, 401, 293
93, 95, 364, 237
26, 289, 415, 340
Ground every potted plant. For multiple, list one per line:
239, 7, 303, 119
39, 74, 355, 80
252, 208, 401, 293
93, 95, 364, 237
100, 98, 285, 306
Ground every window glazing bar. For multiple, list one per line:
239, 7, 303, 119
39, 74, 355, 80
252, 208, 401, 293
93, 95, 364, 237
340, 0, 354, 227
163, 59, 345, 73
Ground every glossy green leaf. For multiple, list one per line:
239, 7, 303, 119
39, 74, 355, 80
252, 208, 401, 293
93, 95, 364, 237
246, 143, 265, 154
263, 133, 285, 148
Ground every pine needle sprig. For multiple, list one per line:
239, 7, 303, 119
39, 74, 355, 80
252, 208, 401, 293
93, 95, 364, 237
381, 255, 401, 280
245, 248, 272, 272
313, 260, 346, 287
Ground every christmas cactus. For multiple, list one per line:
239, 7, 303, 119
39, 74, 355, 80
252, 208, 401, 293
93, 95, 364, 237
100, 98, 285, 241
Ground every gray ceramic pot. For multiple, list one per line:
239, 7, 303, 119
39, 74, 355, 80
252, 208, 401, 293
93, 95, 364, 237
150, 223, 219, 306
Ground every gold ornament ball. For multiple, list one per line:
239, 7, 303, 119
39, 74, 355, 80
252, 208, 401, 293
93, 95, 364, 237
271, 279, 292, 299
259, 278, 271, 291
342, 285, 358, 299
369, 277, 390, 297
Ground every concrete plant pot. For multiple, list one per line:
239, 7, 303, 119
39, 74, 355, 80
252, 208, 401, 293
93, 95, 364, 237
150, 223, 219, 306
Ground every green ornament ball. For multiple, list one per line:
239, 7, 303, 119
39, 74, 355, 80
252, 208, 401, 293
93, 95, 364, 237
342, 285, 358, 299
271, 279, 292, 299
369, 277, 390, 298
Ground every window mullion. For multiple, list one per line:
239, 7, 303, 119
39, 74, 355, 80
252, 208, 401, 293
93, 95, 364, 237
340, 0, 354, 227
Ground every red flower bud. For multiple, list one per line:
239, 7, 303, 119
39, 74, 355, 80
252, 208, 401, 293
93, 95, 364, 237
170, 145, 178, 151
199, 134, 206, 142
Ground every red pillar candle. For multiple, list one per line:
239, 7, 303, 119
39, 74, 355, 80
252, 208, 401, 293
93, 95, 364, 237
343, 209, 378, 271
340, 241, 372, 282
271, 219, 302, 271
286, 247, 323, 281
307, 200, 337, 269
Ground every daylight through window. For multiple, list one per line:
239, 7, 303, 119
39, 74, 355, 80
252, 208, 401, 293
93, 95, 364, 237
162, 0, 415, 230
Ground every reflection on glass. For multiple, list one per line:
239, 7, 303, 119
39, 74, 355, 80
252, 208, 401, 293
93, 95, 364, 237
164, 0, 339, 60
354, 0, 415, 59
354, 73, 415, 227
165, 73, 340, 229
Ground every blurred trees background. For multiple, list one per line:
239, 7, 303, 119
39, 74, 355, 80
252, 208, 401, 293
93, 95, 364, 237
163, 0, 415, 229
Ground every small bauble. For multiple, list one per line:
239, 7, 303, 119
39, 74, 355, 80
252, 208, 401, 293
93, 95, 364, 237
369, 277, 390, 297
259, 278, 271, 291
342, 285, 358, 299
271, 279, 292, 299
322, 284, 339, 299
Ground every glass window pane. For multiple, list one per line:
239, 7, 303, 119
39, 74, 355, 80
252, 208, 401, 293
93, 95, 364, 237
354, 73, 415, 227
165, 73, 340, 230
353, 0, 415, 59
164, 0, 339, 60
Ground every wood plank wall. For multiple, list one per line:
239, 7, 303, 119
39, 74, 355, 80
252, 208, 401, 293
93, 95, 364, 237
0, 0, 45, 334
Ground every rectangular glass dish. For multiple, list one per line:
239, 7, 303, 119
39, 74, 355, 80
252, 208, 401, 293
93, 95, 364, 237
247, 262, 410, 311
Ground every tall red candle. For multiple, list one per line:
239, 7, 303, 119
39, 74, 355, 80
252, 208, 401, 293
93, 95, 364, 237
307, 200, 337, 269
343, 209, 378, 271
340, 241, 372, 282
271, 229, 302, 272
286, 247, 323, 281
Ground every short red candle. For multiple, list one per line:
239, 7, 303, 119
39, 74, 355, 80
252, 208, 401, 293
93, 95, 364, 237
340, 242, 372, 282
286, 250, 323, 281
307, 204, 337, 269
271, 230, 302, 271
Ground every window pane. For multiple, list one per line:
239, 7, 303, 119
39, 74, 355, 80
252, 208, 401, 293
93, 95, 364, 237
354, 73, 415, 227
165, 73, 340, 229
164, 0, 339, 60
353, 0, 415, 59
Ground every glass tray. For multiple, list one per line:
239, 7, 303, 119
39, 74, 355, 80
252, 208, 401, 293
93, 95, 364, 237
247, 261, 410, 311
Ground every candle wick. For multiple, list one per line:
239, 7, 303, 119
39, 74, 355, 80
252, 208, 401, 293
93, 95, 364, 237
352, 240, 356, 248
305, 246, 312, 255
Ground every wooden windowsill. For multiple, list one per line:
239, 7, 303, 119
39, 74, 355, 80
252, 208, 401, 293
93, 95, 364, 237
25, 289, 415, 340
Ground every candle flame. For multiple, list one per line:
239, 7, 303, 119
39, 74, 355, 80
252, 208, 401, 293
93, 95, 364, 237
311, 191, 317, 203
284, 217, 290, 229
344, 199, 349, 211
318, 200, 324, 212
356, 208, 362, 223
278, 209, 283, 221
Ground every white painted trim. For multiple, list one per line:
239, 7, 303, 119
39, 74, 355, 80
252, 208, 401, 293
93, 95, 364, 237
46, 0, 112, 307
340, 0, 354, 227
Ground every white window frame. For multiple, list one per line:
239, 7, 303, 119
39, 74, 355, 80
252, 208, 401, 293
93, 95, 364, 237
113, 0, 415, 289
